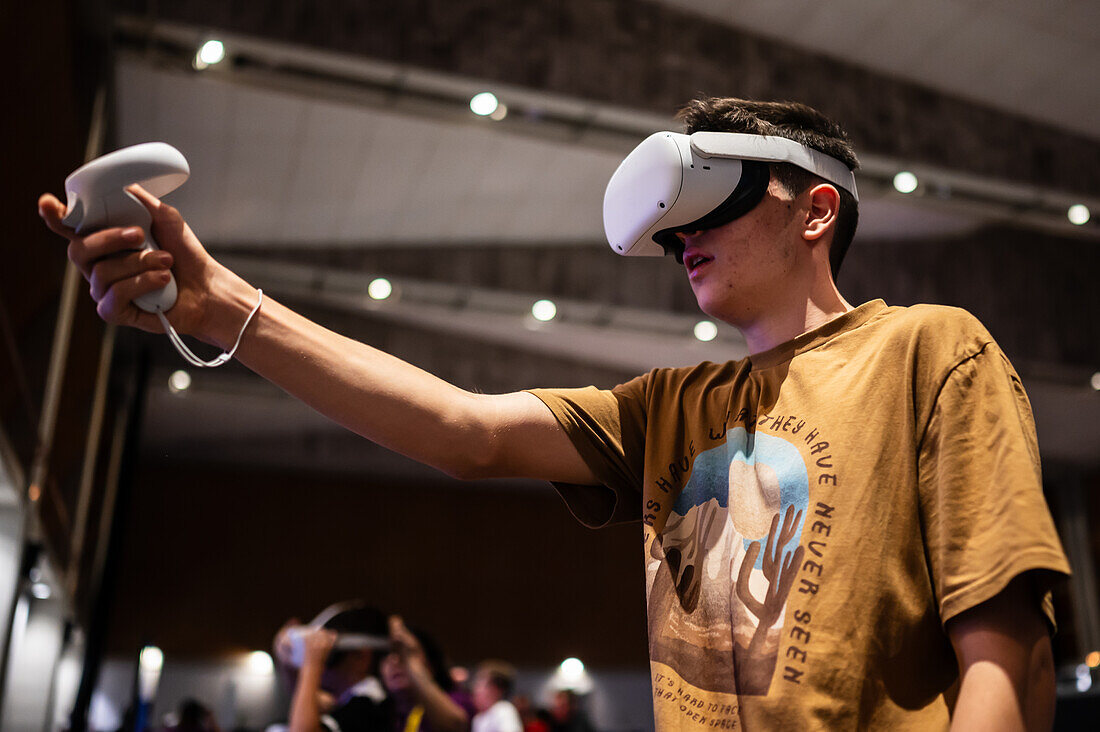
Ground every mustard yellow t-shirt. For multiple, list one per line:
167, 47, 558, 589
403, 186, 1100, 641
529, 299, 1070, 731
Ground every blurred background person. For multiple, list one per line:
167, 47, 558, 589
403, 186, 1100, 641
510, 695, 548, 732
470, 661, 521, 732
273, 602, 391, 732
165, 698, 222, 732
381, 616, 474, 732
547, 691, 592, 732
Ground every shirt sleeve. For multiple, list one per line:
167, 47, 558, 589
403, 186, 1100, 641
917, 341, 1071, 627
527, 374, 649, 528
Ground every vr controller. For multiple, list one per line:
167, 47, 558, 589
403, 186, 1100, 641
285, 626, 392, 667
62, 142, 190, 313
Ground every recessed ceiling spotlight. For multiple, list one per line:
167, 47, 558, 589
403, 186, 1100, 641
1090, 372, 1100, 391
893, 171, 919, 194
193, 39, 226, 70
368, 278, 393, 300
199, 39, 225, 65
1077, 663, 1093, 692
168, 370, 192, 394
248, 650, 274, 674
694, 320, 718, 342
1068, 204, 1091, 226
531, 299, 557, 322
139, 646, 164, 673
560, 657, 585, 679
470, 92, 500, 117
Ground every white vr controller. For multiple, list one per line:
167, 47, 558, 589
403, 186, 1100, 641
62, 142, 190, 313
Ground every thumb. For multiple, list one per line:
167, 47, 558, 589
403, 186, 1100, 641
126, 184, 198, 257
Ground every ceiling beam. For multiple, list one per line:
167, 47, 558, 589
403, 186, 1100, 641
114, 15, 1100, 239
111, 0, 1100, 197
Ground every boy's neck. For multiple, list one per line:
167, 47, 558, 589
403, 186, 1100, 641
738, 278, 853, 355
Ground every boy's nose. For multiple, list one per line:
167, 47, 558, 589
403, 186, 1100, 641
676, 230, 703, 243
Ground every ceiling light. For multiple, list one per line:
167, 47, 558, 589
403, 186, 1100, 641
248, 650, 274, 674
489, 103, 508, 122
694, 320, 718, 342
470, 92, 499, 117
168, 370, 192, 393
531, 299, 557, 322
1087, 651, 1100, 668
1068, 204, 1091, 226
139, 646, 164, 673
197, 39, 225, 67
368, 278, 393, 300
560, 657, 585, 680
30, 582, 51, 600
1077, 663, 1093, 692
893, 171, 919, 194
1091, 372, 1100, 391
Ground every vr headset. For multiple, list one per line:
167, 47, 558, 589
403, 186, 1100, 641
286, 601, 392, 668
603, 131, 859, 261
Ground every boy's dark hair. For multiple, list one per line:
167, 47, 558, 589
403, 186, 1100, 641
677, 97, 860, 280
476, 659, 517, 698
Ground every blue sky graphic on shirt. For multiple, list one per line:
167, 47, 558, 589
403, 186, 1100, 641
673, 426, 809, 569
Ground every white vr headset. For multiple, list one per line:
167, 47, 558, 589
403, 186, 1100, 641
286, 601, 391, 667
603, 131, 859, 260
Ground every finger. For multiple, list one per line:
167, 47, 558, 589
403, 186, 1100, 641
38, 193, 81, 239
96, 270, 173, 328
389, 616, 411, 640
89, 249, 173, 301
127, 183, 158, 208
69, 227, 147, 275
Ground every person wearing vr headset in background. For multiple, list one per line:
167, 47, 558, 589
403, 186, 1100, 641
273, 602, 473, 732
273, 602, 390, 732
40, 96, 1069, 731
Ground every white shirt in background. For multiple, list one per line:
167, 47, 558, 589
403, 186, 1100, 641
472, 699, 523, 732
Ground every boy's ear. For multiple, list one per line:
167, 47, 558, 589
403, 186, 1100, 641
803, 184, 840, 241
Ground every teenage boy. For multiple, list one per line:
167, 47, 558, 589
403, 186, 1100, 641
40, 97, 1068, 731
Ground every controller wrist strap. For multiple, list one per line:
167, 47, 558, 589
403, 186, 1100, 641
154, 289, 263, 368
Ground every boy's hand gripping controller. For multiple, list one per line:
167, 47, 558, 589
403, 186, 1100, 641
62, 142, 189, 313
61, 143, 263, 368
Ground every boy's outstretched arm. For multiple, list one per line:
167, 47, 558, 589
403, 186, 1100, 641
38, 186, 597, 486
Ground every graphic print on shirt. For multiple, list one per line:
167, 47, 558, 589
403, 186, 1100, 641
646, 427, 808, 697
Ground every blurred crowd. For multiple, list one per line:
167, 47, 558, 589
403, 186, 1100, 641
148, 601, 597, 732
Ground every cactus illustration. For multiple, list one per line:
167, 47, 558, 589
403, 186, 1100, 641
733, 505, 805, 692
